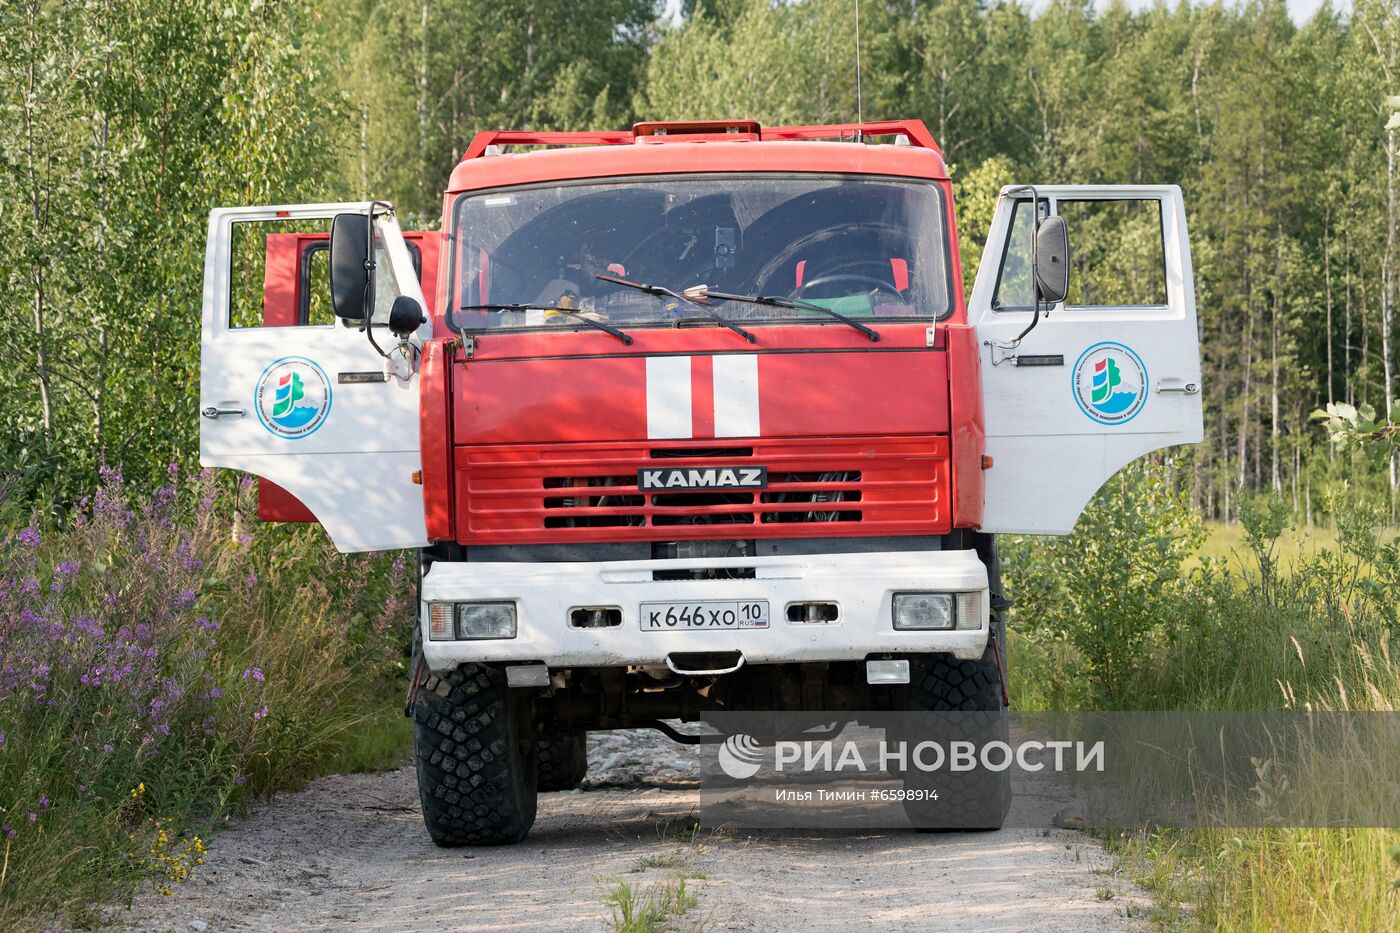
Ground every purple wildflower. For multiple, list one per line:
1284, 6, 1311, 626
17, 527, 40, 548
253, 704, 268, 721
38, 796, 48, 809
27, 813, 36, 823
2, 824, 12, 840
103, 744, 114, 753
242, 667, 264, 683
175, 589, 196, 607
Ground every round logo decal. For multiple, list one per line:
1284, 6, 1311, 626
1072, 342, 1148, 425
254, 357, 332, 439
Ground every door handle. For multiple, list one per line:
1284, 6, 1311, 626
201, 405, 246, 419
1156, 378, 1200, 395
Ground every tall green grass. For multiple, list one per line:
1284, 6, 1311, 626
0, 470, 412, 930
1004, 462, 1400, 930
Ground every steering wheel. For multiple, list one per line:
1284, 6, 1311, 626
792, 273, 905, 303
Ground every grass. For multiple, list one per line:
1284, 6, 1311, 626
0, 470, 413, 930
1004, 465, 1400, 931
1192, 520, 1400, 574
603, 874, 700, 932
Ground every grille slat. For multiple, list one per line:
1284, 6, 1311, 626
457, 436, 949, 543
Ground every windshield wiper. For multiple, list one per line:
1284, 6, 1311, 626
704, 289, 880, 342
595, 273, 756, 343
455, 303, 632, 345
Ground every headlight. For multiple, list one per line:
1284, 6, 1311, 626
457, 602, 517, 639
892, 593, 955, 630
427, 602, 517, 640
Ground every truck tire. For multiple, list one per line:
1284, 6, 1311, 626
900, 632, 1011, 831
537, 731, 588, 792
412, 664, 539, 846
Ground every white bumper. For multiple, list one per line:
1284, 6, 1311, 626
420, 549, 989, 671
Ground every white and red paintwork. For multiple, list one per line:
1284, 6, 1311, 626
204, 121, 1202, 556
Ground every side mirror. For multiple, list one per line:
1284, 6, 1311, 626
1034, 214, 1070, 304
388, 295, 426, 337
329, 212, 371, 321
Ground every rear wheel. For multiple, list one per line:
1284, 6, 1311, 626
537, 730, 589, 792
412, 664, 538, 846
900, 627, 1011, 831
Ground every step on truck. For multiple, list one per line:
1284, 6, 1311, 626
199, 119, 1203, 844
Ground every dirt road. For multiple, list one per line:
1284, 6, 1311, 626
105, 731, 1149, 932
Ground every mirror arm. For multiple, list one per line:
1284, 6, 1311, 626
360, 200, 396, 358
994, 184, 1044, 352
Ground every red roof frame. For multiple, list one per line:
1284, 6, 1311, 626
459, 119, 940, 162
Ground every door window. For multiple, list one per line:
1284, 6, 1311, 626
1057, 199, 1167, 308
990, 196, 1167, 311
990, 198, 1047, 311
229, 219, 333, 329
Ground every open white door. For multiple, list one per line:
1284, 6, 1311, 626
199, 202, 431, 552
968, 185, 1204, 534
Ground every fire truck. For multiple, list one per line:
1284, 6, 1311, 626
199, 119, 1202, 845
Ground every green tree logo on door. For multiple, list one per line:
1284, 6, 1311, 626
1073, 343, 1147, 425
255, 358, 331, 439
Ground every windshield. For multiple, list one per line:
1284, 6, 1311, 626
450, 175, 951, 333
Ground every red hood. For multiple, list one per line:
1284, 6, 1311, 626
452, 322, 948, 445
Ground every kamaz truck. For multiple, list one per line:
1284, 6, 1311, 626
199, 119, 1203, 845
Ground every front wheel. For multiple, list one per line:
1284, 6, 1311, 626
898, 636, 1011, 831
412, 664, 538, 846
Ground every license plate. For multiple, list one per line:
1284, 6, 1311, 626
640, 600, 770, 631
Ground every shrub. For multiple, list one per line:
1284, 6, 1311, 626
1002, 459, 1205, 707
0, 468, 412, 929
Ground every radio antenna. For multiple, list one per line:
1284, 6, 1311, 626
855, 0, 864, 140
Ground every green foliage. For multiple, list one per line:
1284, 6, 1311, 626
0, 1, 340, 506
1312, 400, 1400, 453
1009, 475, 1400, 930
1003, 460, 1205, 706
0, 471, 411, 929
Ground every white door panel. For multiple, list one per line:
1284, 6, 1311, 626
970, 185, 1203, 534
199, 202, 430, 552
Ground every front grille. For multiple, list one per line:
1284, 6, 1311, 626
455, 436, 949, 544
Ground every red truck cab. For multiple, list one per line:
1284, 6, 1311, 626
198, 120, 1202, 845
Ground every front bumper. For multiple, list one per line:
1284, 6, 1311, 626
419, 549, 989, 672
